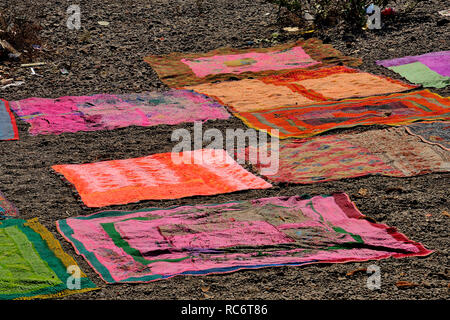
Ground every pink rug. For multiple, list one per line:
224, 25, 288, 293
57, 193, 432, 283
10, 90, 230, 135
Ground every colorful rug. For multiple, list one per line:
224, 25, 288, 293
185, 66, 418, 113
376, 51, 450, 88
405, 121, 450, 150
0, 99, 18, 141
247, 127, 449, 184
0, 191, 18, 219
10, 90, 230, 136
56, 193, 431, 283
52, 149, 272, 208
144, 38, 362, 87
234, 90, 450, 139
0, 218, 97, 299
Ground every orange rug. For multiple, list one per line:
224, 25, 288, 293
185, 66, 418, 113
52, 149, 272, 207
234, 90, 450, 139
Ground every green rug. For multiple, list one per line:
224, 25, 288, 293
388, 62, 450, 89
0, 218, 97, 300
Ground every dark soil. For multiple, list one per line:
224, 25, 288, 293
0, 0, 449, 300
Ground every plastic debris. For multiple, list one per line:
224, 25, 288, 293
381, 8, 395, 16
30, 67, 43, 77
283, 27, 300, 32
8, 53, 21, 59
1, 81, 24, 89
346, 268, 367, 276
300, 29, 315, 35
395, 281, 419, 289
98, 21, 110, 26
20, 62, 46, 67
304, 12, 314, 21
438, 9, 450, 17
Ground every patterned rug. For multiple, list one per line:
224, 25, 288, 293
56, 193, 431, 283
185, 66, 418, 113
376, 51, 450, 88
144, 38, 362, 87
0, 218, 97, 299
0, 99, 18, 141
405, 121, 450, 150
10, 90, 230, 136
247, 127, 449, 184
234, 90, 450, 139
0, 191, 18, 219
52, 149, 272, 208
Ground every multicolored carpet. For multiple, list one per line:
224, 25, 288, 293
405, 121, 450, 150
0, 191, 18, 220
234, 90, 450, 138
247, 127, 449, 184
10, 90, 230, 135
144, 38, 362, 87
56, 193, 431, 283
185, 66, 418, 113
0, 99, 18, 141
52, 149, 272, 207
0, 218, 97, 299
376, 51, 450, 88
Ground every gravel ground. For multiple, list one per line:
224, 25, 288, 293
0, 0, 448, 300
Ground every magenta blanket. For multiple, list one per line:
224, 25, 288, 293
57, 193, 431, 283
9, 90, 230, 135
376, 51, 450, 77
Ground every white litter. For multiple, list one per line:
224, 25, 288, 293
1, 81, 25, 90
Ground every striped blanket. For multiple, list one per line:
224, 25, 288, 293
234, 90, 450, 139
186, 66, 417, 113
144, 38, 362, 87
246, 126, 449, 184
52, 149, 272, 207
0, 218, 97, 299
57, 194, 431, 283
